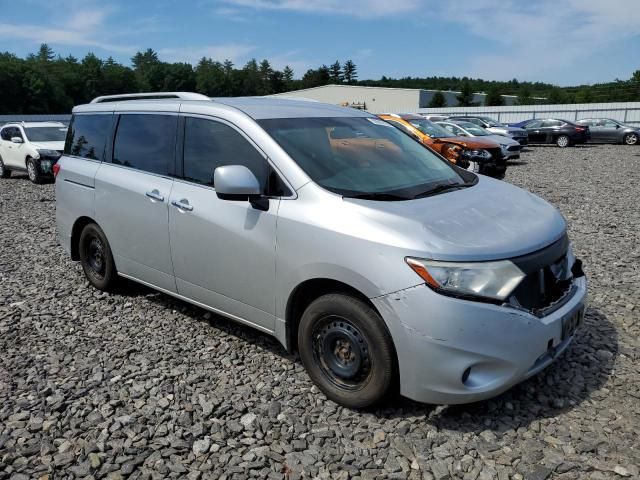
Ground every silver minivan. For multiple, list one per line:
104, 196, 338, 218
56, 92, 587, 408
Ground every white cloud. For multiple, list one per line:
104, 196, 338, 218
0, 5, 137, 54
158, 44, 257, 65
436, 0, 640, 81
219, 0, 421, 18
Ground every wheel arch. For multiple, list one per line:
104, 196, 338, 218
284, 277, 384, 353
70, 216, 98, 261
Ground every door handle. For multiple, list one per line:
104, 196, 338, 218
145, 190, 164, 202
171, 199, 193, 211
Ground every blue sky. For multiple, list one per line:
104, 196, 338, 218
1, 0, 639, 86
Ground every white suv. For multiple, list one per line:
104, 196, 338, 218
0, 121, 67, 183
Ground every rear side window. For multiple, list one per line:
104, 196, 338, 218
64, 114, 112, 160
183, 117, 268, 189
1, 127, 21, 141
113, 114, 177, 175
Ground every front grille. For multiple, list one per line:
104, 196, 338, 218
487, 148, 505, 162
507, 145, 521, 151
508, 235, 584, 315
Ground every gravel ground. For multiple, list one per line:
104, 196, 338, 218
1, 144, 639, 480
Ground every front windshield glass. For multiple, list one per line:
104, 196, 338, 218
405, 118, 452, 138
24, 126, 68, 142
480, 117, 504, 127
259, 117, 467, 198
455, 122, 490, 136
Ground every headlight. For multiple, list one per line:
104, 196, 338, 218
462, 149, 491, 159
37, 149, 62, 159
405, 257, 525, 301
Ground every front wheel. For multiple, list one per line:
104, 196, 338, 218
298, 293, 396, 409
26, 158, 43, 184
623, 133, 638, 145
0, 156, 10, 179
556, 135, 571, 148
466, 161, 481, 174
79, 223, 118, 291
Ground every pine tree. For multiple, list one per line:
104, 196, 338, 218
329, 61, 342, 84
485, 86, 504, 106
342, 60, 357, 84
428, 91, 447, 108
456, 80, 474, 106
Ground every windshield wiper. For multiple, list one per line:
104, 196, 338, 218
411, 182, 474, 199
344, 192, 411, 201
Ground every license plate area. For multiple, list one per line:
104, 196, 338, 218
561, 305, 584, 340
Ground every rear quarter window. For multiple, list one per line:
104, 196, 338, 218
65, 114, 112, 160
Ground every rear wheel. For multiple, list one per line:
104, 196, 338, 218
79, 223, 118, 291
556, 135, 571, 148
26, 158, 43, 184
0, 157, 10, 179
298, 293, 396, 409
623, 133, 638, 145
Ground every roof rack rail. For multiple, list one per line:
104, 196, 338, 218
90, 92, 211, 104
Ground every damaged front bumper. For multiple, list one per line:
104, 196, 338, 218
372, 275, 587, 405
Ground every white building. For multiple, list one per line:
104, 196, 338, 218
270, 84, 521, 113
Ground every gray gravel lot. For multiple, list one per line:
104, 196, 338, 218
1, 145, 639, 480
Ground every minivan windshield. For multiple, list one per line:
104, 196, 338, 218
259, 117, 471, 199
24, 126, 68, 142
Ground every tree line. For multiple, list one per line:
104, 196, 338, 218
1, 44, 638, 114
0, 44, 359, 114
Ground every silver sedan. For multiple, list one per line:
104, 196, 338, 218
438, 121, 523, 160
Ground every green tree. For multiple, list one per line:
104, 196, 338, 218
574, 88, 593, 103
517, 86, 533, 105
283, 65, 294, 89
301, 66, 330, 89
428, 91, 447, 108
342, 60, 357, 84
195, 58, 225, 96
631, 70, 640, 83
456, 80, 475, 106
131, 48, 160, 90
36, 43, 55, 62
329, 61, 342, 84
485, 86, 504, 106
258, 59, 273, 94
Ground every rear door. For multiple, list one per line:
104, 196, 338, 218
600, 119, 621, 142
95, 113, 178, 293
524, 120, 544, 143
168, 115, 283, 331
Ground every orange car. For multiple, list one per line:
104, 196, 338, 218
378, 113, 507, 178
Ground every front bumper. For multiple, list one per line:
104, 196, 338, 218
373, 275, 587, 404
36, 157, 59, 176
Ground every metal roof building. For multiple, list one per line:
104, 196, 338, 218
270, 85, 521, 113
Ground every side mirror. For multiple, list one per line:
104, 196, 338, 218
11, 137, 23, 144
214, 165, 268, 210
615, 124, 620, 129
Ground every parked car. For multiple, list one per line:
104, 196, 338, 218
378, 114, 507, 178
420, 114, 449, 122
437, 120, 523, 161
57, 92, 587, 408
507, 119, 535, 129
576, 118, 639, 145
447, 116, 529, 145
0, 121, 66, 183
520, 119, 590, 147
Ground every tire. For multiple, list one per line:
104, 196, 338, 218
0, 156, 10, 179
79, 223, 118, 291
26, 158, 43, 184
297, 293, 396, 409
556, 135, 571, 148
623, 133, 638, 145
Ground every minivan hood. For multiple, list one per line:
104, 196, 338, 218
30, 141, 65, 151
345, 176, 566, 262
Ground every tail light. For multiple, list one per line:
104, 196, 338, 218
52, 163, 61, 178
575, 126, 586, 132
